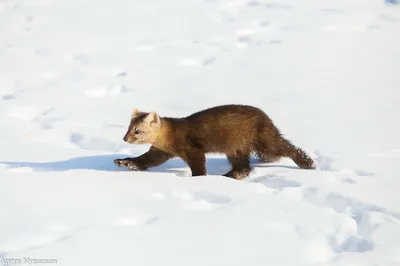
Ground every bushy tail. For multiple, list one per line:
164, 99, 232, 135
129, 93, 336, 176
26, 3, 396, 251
284, 140, 316, 170
255, 130, 316, 170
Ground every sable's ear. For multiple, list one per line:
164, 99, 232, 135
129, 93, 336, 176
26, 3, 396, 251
144, 111, 160, 127
131, 108, 140, 118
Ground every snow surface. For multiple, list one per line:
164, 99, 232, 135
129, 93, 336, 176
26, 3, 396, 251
1, 0, 400, 265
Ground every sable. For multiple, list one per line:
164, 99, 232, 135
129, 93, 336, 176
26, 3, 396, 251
114, 104, 315, 179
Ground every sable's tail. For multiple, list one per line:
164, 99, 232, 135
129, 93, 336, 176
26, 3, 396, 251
255, 130, 316, 170
283, 139, 316, 170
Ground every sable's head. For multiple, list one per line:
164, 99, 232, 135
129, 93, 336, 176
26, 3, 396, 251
123, 108, 161, 144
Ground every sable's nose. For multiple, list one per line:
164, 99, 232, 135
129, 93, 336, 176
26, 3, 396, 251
123, 135, 128, 142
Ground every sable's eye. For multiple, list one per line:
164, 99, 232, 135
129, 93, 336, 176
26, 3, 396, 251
135, 129, 141, 135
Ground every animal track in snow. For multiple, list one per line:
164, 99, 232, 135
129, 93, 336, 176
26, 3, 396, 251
269, 39, 282, 44
247, 0, 263, 7
115, 215, 158, 227
302, 188, 400, 254
252, 175, 301, 190
366, 150, 399, 158
313, 151, 335, 171
340, 177, 356, 184
236, 28, 257, 48
324, 26, 338, 32
21, 0, 56, 7
31, 224, 76, 248
69, 133, 119, 152
39, 71, 58, 80
178, 56, 217, 67
354, 169, 374, 177
63, 53, 90, 65
202, 56, 216, 66
188, 191, 231, 210
8, 106, 38, 121
1, 94, 14, 100
110, 68, 127, 77
178, 58, 200, 67
313, 149, 377, 181
131, 45, 156, 52
84, 87, 108, 98
205, 38, 225, 47
84, 84, 129, 98
153, 190, 231, 211
0, 224, 76, 253
8, 106, 64, 130
380, 15, 400, 23
36, 117, 65, 130
319, 8, 344, 14
164, 39, 191, 48
334, 168, 374, 184
367, 152, 384, 157
237, 29, 255, 42
105, 123, 125, 129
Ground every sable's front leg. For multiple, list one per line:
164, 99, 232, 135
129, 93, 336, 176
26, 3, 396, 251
114, 146, 174, 171
114, 157, 142, 170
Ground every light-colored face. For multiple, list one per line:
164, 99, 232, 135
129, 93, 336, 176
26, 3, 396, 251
123, 109, 161, 144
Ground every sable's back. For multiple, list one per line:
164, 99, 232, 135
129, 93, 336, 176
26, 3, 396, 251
184, 105, 277, 153
186, 104, 269, 126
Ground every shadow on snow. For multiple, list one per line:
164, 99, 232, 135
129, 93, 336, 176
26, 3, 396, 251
0, 154, 300, 176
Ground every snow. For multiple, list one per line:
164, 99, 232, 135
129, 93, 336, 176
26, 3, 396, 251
1, 0, 400, 265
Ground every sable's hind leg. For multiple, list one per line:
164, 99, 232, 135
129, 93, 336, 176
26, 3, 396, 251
114, 146, 174, 170
256, 151, 281, 163
255, 138, 282, 163
184, 150, 206, 176
224, 152, 251, 180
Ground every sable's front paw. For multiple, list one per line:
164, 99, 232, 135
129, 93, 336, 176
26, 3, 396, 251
114, 158, 125, 167
223, 169, 250, 180
114, 159, 139, 170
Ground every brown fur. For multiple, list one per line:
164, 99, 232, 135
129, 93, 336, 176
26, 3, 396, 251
114, 104, 316, 179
